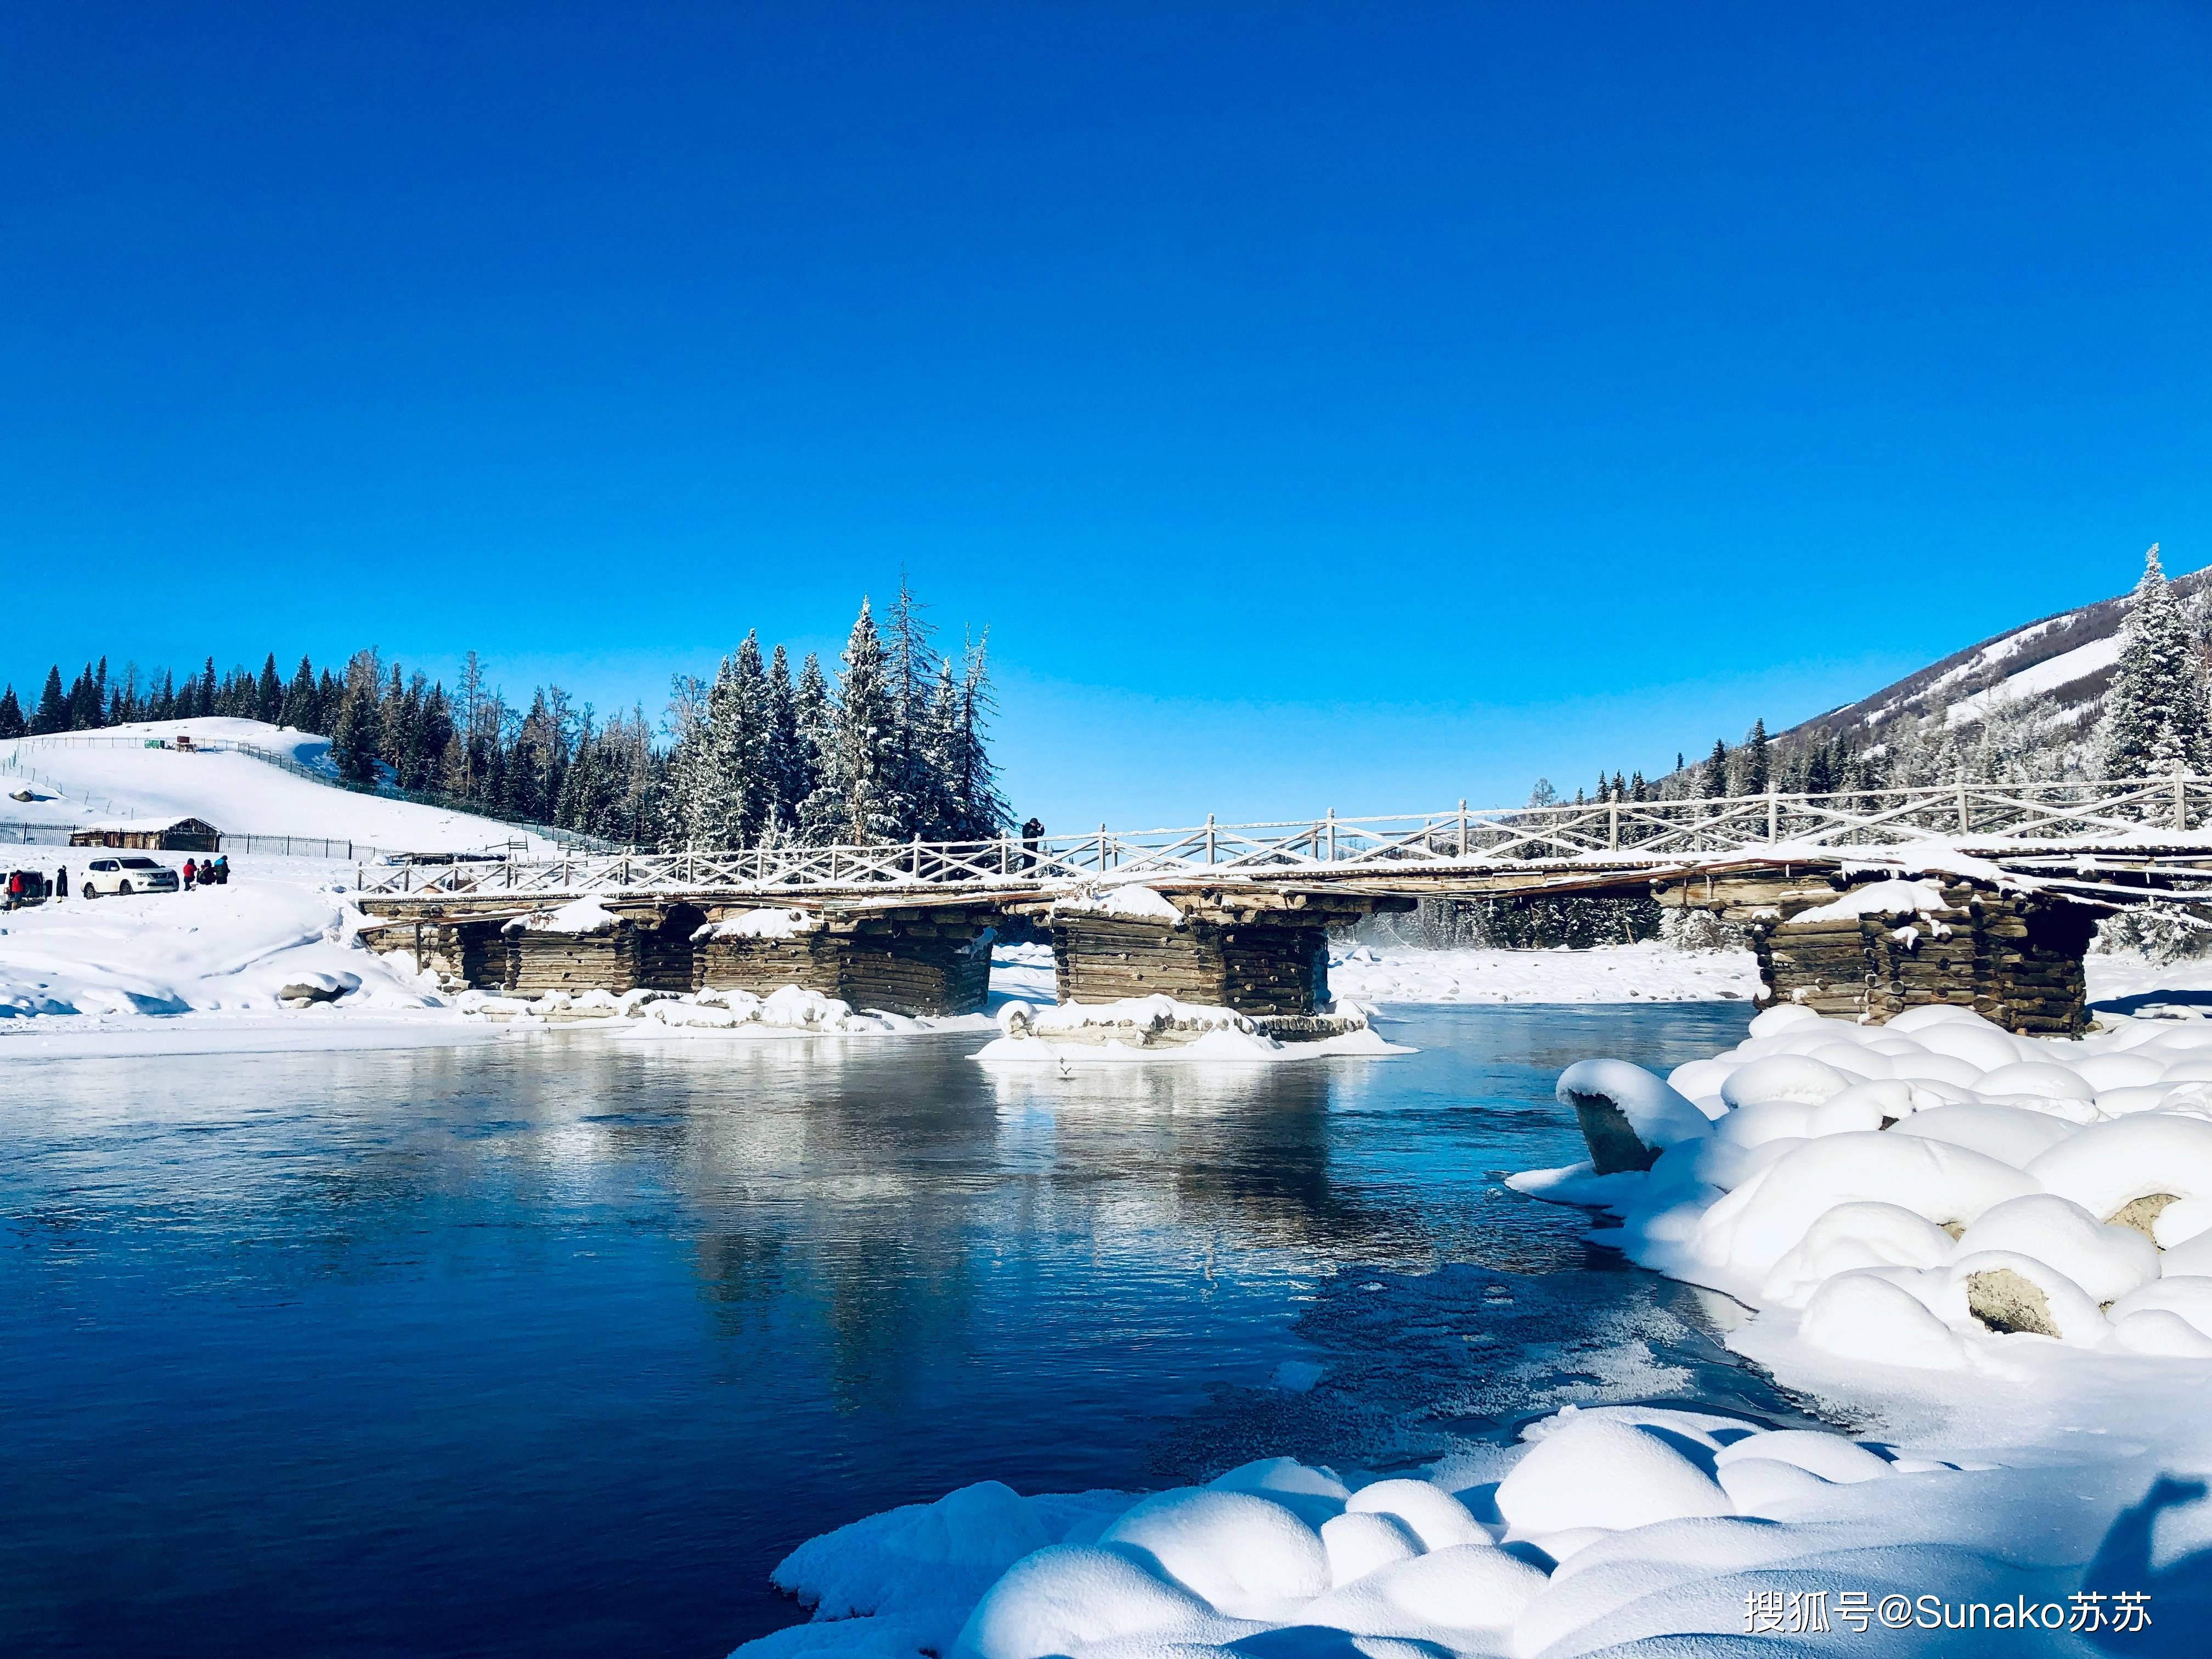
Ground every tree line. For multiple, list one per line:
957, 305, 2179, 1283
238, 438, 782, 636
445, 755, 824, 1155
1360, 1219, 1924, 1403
0, 584, 1009, 851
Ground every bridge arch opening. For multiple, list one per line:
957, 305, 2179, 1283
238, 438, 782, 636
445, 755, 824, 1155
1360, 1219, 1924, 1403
643, 903, 709, 991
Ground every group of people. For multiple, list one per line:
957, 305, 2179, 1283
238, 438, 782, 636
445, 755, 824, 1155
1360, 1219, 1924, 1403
1, 851, 231, 909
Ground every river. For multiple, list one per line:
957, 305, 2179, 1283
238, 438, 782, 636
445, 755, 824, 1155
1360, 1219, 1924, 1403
0, 1002, 1795, 1658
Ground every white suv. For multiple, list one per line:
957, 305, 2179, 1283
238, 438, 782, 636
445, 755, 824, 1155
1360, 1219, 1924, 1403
80, 856, 182, 898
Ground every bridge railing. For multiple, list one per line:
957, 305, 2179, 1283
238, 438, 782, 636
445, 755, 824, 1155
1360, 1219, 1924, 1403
349, 775, 2212, 899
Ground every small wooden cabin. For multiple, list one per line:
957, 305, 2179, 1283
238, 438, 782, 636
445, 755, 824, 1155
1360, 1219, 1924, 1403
70, 816, 222, 853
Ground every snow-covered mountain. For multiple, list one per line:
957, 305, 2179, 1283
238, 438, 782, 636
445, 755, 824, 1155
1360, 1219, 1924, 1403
1777, 559, 2212, 754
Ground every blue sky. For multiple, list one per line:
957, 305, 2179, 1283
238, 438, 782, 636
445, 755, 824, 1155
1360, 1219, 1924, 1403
6, 3, 2210, 828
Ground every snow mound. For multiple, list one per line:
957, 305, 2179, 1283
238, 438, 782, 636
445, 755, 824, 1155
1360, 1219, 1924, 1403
505, 896, 621, 935
1517, 1002, 2212, 1362
698, 907, 826, 940
739, 1404, 1986, 1659
975, 996, 1410, 1066
1049, 885, 1185, 926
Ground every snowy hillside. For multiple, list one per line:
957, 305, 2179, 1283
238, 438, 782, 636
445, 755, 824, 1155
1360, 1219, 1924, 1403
1780, 556, 2212, 752
0, 718, 564, 854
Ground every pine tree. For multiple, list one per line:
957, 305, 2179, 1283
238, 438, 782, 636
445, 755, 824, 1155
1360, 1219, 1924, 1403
884, 578, 937, 836
819, 600, 901, 843
715, 633, 771, 845
1701, 739, 1729, 797
281, 656, 317, 730
664, 672, 716, 848
256, 654, 283, 723
2099, 544, 2211, 779
761, 644, 804, 837
1742, 718, 1770, 795
29, 667, 66, 735
0, 685, 22, 740
793, 652, 836, 840
331, 689, 381, 784
942, 635, 1009, 840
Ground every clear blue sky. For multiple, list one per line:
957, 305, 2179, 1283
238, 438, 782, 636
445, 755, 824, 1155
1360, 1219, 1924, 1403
6, 3, 2210, 827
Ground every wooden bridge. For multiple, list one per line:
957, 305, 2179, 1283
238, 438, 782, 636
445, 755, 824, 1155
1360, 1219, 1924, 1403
353, 776, 2212, 1034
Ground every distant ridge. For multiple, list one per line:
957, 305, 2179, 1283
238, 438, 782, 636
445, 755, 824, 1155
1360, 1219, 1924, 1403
1774, 558, 2212, 752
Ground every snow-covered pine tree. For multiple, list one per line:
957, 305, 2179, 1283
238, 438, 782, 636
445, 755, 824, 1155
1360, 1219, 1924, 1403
708, 633, 771, 846
820, 600, 902, 843
792, 652, 834, 840
922, 655, 963, 840
761, 645, 803, 839
28, 666, 65, 735
2098, 544, 2211, 781
883, 579, 937, 838
664, 673, 715, 847
950, 636, 1009, 840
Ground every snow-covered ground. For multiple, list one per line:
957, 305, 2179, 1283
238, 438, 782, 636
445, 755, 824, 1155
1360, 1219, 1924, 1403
1330, 939, 1759, 1005
0, 861, 488, 1057
1, 718, 560, 853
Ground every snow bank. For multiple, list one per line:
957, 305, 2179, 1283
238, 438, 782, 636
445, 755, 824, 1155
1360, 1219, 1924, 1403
735, 1404, 2089, 1659
974, 996, 1410, 1066
641, 984, 951, 1036
1515, 1000, 2212, 1362
1328, 940, 1758, 1006
0, 869, 477, 1056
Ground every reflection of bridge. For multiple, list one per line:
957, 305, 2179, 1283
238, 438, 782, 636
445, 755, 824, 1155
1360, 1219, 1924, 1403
354, 777, 2212, 1035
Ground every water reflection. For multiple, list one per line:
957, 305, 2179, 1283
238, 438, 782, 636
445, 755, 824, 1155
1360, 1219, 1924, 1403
0, 1002, 1762, 1659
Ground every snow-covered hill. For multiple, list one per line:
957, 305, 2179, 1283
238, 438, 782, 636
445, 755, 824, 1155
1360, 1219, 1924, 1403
1778, 558, 2212, 752
0, 718, 562, 854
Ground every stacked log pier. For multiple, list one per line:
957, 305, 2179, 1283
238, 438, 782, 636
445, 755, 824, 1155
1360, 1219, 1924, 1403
695, 930, 842, 999
1663, 873, 2099, 1035
694, 904, 1000, 1017
836, 910, 994, 1015
504, 923, 645, 995
1040, 888, 1411, 1017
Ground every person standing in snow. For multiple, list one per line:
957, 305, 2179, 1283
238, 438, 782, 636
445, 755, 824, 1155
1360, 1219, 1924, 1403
213, 854, 230, 885
55, 865, 66, 901
182, 858, 197, 891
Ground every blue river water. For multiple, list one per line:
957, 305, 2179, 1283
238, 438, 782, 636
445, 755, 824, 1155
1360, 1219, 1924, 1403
0, 1002, 1780, 1658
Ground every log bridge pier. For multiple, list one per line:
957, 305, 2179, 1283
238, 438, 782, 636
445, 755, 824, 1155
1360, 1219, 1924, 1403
361, 885, 1415, 1018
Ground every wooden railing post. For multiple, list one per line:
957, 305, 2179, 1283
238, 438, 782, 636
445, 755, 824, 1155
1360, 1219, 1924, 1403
1765, 785, 1777, 845
1205, 814, 1217, 865
1325, 808, 1337, 862
911, 834, 922, 879
1457, 799, 1468, 859
2177, 770, 2191, 832
1609, 798, 1620, 850
1956, 768, 1970, 836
